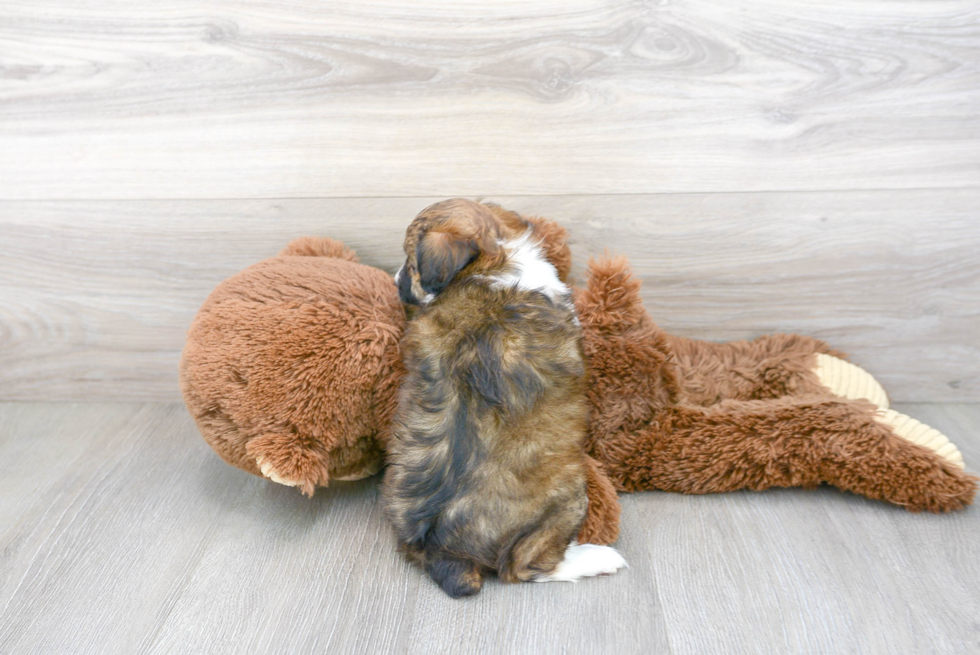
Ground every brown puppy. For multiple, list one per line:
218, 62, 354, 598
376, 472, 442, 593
383, 199, 626, 598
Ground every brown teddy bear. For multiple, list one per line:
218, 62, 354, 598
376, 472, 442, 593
180, 213, 976, 545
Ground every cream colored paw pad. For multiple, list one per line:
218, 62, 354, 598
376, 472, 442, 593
257, 457, 301, 487
332, 459, 383, 481
875, 409, 965, 469
815, 354, 889, 409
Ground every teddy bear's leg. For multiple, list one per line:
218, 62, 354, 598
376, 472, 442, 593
613, 397, 976, 512
874, 408, 964, 469
664, 333, 839, 403
665, 333, 890, 409
814, 354, 889, 409
245, 433, 331, 497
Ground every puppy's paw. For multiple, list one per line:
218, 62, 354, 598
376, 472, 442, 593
534, 543, 628, 583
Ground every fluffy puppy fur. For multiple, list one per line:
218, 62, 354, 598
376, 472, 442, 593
383, 199, 625, 598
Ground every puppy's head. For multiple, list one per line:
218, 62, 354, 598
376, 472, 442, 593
395, 198, 529, 305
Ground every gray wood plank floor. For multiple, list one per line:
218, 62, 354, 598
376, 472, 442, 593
1, 402, 977, 654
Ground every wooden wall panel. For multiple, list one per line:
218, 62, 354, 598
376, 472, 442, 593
1, 190, 977, 401
0, 0, 977, 199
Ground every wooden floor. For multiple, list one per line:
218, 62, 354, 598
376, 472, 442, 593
1, 401, 978, 655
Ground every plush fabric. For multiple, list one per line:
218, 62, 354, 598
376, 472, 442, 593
180, 226, 976, 546
578, 257, 975, 512
179, 238, 404, 497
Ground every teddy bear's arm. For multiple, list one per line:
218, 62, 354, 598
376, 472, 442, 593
608, 396, 976, 513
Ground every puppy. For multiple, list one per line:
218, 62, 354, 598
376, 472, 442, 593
383, 199, 626, 598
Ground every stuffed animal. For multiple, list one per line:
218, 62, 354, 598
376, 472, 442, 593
180, 213, 976, 546
577, 256, 973, 517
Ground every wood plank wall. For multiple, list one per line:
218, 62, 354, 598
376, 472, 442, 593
1, 1, 978, 401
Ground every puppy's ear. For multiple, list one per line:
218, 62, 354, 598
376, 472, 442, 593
418, 231, 478, 296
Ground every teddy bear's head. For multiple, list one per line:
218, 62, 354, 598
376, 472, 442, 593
181, 214, 574, 497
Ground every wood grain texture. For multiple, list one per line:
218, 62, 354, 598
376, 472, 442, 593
0, 403, 671, 655
0, 0, 978, 199
2, 190, 978, 402
638, 401, 980, 655
0, 401, 977, 654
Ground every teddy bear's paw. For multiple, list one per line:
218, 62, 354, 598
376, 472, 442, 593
815, 354, 889, 409
875, 409, 965, 469
257, 457, 303, 488
324, 437, 385, 481
245, 433, 329, 497
331, 457, 383, 481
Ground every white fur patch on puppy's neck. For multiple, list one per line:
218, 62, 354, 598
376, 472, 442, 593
484, 231, 569, 302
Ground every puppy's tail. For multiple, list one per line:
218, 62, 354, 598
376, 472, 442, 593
279, 237, 360, 262
424, 554, 484, 599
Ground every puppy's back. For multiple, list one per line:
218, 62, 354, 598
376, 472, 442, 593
384, 280, 588, 581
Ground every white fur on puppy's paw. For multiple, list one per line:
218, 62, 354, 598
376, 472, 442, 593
257, 458, 301, 487
534, 543, 628, 583
814, 354, 890, 409
875, 409, 965, 469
